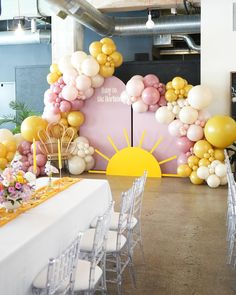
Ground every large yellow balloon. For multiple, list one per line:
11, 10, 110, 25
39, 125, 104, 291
204, 115, 236, 148
177, 164, 192, 177
99, 65, 115, 78
190, 171, 204, 185
172, 77, 185, 90
193, 140, 212, 158
0, 143, 7, 158
21, 116, 48, 142
109, 51, 123, 67
67, 111, 85, 127
89, 41, 103, 58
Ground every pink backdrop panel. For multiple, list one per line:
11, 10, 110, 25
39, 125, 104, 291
133, 111, 182, 174
79, 76, 131, 171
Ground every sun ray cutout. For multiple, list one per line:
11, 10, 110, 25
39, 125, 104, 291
89, 129, 178, 178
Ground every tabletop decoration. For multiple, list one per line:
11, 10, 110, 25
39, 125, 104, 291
45, 157, 59, 190
0, 153, 36, 212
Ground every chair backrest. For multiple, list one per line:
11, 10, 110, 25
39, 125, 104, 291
89, 201, 114, 290
46, 233, 83, 295
132, 170, 147, 220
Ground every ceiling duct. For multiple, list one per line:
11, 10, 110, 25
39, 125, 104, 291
0, 30, 51, 45
172, 34, 200, 52
45, 0, 200, 37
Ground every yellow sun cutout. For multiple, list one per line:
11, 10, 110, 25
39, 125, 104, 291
89, 129, 178, 178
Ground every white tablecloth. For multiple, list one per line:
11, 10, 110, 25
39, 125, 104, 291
0, 178, 112, 295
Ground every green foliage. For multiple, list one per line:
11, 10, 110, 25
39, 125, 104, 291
0, 101, 38, 134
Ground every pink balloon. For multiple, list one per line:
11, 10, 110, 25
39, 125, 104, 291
28, 166, 40, 177
177, 153, 188, 166
158, 95, 167, 106
148, 104, 159, 112
57, 77, 64, 84
20, 155, 28, 163
28, 153, 33, 165
187, 124, 204, 142
18, 141, 31, 155
176, 136, 194, 153
168, 119, 184, 137
39, 166, 46, 176
141, 87, 160, 105
143, 74, 160, 88
36, 154, 47, 167
30, 141, 43, 155
53, 85, 61, 94
70, 99, 84, 111
21, 162, 29, 172
60, 100, 71, 112
84, 87, 94, 99
44, 90, 57, 105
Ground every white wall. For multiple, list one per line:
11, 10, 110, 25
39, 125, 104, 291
201, 0, 236, 115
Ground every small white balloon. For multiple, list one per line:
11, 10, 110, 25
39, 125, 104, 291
68, 156, 86, 175
85, 157, 95, 171
75, 136, 89, 144
71, 51, 88, 70
132, 100, 148, 113
85, 155, 93, 163
197, 166, 209, 180
207, 174, 221, 188
78, 150, 86, 158
91, 74, 104, 88
210, 160, 222, 169
215, 163, 227, 177
179, 106, 198, 124
220, 176, 228, 185
155, 106, 175, 124
81, 56, 100, 77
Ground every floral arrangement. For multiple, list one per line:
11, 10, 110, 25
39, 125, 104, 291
0, 154, 36, 205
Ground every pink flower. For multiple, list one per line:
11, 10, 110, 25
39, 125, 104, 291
15, 183, 22, 190
8, 186, 15, 193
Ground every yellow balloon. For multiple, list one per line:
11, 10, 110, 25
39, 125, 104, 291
59, 118, 69, 127
184, 84, 193, 96
67, 111, 85, 127
0, 143, 7, 158
166, 82, 173, 90
100, 37, 115, 45
0, 157, 7, 170
61, 112, 69, 119
50, 63, 61, 75
165, 89, 178, 102
214, 149, 225, 161
187, 155, 200, 166
109, 51, 123, 67
96, 53, 107, 65
177, 164, 192, 177
204, 115, 236, 148
6, 151, 15, 162
172, 77, 185, 90
193, 140, 212, 158
99, 65, 115, 78
190, 171, 204, 185
2, 140, 16, 153
89, 41, 103, 58
21, 116, 48, 142
47, 72, 59, 85
198, 158, 211, 167
102, 43, 116, 55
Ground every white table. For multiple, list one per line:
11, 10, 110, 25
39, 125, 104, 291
0, 178, 112, 295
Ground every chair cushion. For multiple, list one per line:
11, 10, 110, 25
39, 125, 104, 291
80, 229, 127, 253
90, 212, 138, 230
74, 259, 102, 291
32, 265, 68, 291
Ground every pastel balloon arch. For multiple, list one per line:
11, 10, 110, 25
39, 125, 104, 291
0, 37, 235, 188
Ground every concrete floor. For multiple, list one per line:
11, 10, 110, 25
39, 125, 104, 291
80, 174, 236, 295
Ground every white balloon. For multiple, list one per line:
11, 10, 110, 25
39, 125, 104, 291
120, 91, 131, 105
71, 51, 88, 70
13, 133, 24, 147
58, 55, 73, 73
42, 111, 61, 124
91, 74, 104, 88
207, 174, 221, 188
132, 100, 148, 113
210, 160, 221, 169
75, 136, 89, 144
130, 75, 143, 81
215, 163, 227, 177
126, 79, 144, 97
61, 85, 78, 101
62, 68, 78, 85
155, 106, 175, 124
220, 176, 228, 185
188, 85, 213, 110
197, 166, 209, 180
78, 150, 86, 158
85, 157, 95, 171
197, 109, 211, 121
75, 75, 92, 92
168, 119, 183, 137
186, 124, 203, 142
84, 87, 94, 99
88, 146, 95, 155
179, 106, 198, 124
68, 156, 86, 175
0, 129, 14, 142
81, 56, 100, 77
85, 155, 93, 163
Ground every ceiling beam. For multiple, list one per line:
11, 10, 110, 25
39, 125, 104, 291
86, 0, 201, 12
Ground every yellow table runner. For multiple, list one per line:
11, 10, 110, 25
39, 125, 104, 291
0, 177, 81, 227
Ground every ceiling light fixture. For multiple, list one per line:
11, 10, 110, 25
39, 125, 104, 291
146, 10, 155, 29
15, 0, 24, 36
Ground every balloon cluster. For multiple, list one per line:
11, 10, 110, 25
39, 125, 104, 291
177, 139, 226, 188
46, 63, 62, 85
165, 76, 193, 102
121, 74, 166, 113
89, 37, 123, 78
17, 140, 47, 176
0, 129, 17, 170
68, 137, 95, 175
